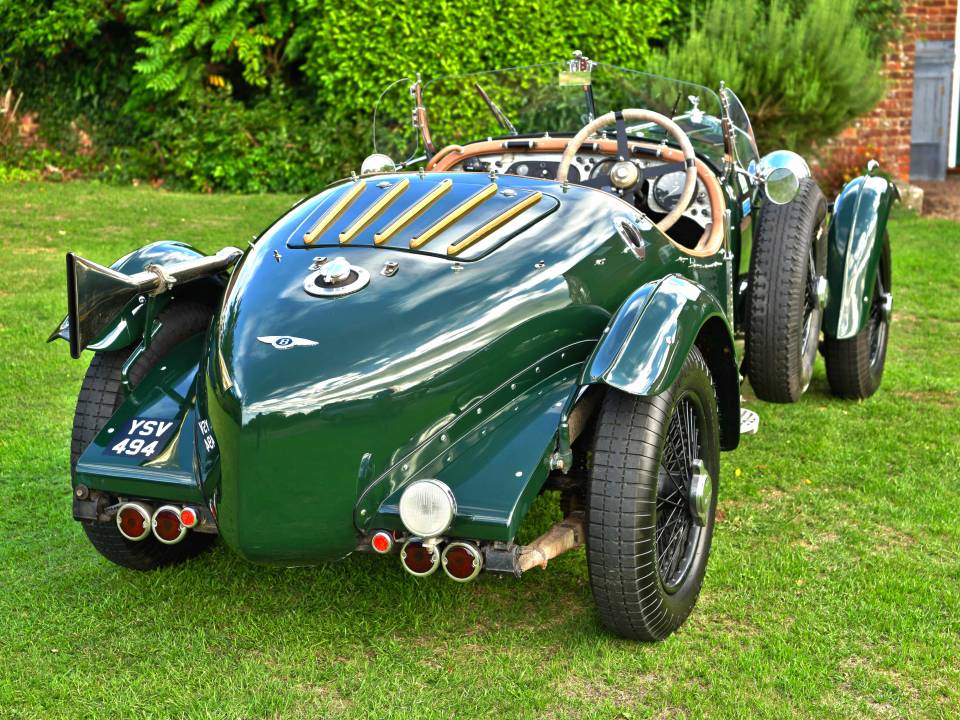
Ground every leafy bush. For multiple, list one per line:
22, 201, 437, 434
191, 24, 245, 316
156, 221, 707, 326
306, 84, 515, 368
652, 0, 885, 154
2, 0, 679, 191
0, 0, 900, 191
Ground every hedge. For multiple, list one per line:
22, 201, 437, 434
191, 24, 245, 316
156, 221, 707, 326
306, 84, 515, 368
0, 0, 899, 192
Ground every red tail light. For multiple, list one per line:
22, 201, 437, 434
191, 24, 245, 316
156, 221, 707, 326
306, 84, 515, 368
179, 506, 199, 529
152, 505, 186, 545
116, 502, 152, 542
371, 530, 393, 554
400, 539, 440, 576
441, 542, 483, 582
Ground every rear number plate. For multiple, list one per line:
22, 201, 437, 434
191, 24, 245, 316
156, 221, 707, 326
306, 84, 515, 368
105, 417, 176, 458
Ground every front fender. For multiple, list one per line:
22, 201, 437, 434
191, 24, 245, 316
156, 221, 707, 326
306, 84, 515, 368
824, 175, 898, 339
48, 241, 211, 352
580, 275, 740, 448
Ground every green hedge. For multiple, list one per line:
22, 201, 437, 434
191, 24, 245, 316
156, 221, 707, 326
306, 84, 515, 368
0, 0, 899, 192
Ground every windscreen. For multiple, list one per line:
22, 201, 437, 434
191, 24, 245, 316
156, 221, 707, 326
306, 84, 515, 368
412, 62, 727, 166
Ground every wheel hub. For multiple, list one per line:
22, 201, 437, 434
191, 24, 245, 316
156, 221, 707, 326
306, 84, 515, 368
688, 458, 712, 527
880, 291, 893, 321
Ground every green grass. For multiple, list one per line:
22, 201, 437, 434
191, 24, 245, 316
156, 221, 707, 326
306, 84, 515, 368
0, 182, 958, 719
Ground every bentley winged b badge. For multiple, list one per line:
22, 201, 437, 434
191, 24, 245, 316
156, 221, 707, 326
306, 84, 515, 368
257, 336, 319, 350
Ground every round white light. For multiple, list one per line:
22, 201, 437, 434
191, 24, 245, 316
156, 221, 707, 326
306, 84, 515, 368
398, 479, 457, 538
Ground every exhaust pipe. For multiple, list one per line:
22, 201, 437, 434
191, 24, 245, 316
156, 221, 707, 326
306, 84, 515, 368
151, 505, 187, 545
441, 542, 483, 582
116, 502, 152, 541
400, 538, 440, 577
483, 513, 586, 577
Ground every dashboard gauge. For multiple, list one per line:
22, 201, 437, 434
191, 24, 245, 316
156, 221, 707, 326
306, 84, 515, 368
652, 170, 688, 212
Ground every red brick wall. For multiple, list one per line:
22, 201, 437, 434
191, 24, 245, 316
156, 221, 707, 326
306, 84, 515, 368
829, 0, 958, 182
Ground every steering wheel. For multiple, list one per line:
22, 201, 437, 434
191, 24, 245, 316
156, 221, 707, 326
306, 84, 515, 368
556, 109, 698, 234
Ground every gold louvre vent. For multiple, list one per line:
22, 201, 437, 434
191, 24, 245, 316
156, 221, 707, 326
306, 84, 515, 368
374, 178, 452, 245
293, 176, 556, 259
409, 183, 498, 250
303, 180, 366, 245
447, 192, 543, 257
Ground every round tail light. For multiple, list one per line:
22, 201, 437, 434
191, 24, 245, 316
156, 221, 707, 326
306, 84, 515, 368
179, 506, 199, 529
441, 542, 483, 582
152, 505, 187, 545
371, 530, 394, 554
116, 502, 152, 541
400, 539, 440, 577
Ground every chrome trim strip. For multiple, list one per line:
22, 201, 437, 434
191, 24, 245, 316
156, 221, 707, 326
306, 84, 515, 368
303, 180, 366, 244
339, 177, 410, 244
374, 178, 453, 245
410, 183, 498, 250
447, 191, 542, 257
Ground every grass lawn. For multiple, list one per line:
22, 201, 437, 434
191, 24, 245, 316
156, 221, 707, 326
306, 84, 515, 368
0, 182, 958, 719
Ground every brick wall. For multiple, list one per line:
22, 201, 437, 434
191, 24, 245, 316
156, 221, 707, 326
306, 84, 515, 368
829, 0, 958, 182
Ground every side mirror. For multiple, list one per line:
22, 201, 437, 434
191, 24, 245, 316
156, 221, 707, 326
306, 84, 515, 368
757, 150, 811, 205
763, 167, 800, 205
360, 153, 396, 175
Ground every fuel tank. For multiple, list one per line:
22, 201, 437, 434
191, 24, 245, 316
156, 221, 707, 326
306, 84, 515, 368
202, 171, 690, 564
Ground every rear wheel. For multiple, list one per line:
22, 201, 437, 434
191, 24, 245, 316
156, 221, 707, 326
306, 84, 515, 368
824, 235, 892, 399
745, 178, 827, 402
71, 301, 216, 570
586, 347, 720, 641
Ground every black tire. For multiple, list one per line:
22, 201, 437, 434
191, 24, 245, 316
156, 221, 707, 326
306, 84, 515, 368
586, 347, 720, 641
71, 300, 217, 571
745, 178, 827, 403
824, 234, 892, 399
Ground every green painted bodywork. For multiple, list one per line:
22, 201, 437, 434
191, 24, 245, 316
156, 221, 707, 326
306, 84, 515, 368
75, 334, 207, 504
66, 169, 747, 565
823, 174, 898, 339
581, 275, 732, 397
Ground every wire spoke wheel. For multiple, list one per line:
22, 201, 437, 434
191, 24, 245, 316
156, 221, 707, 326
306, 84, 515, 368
868, 269, 889, 368
587, 347, 721, 641
824, 233, 891, 400
656, 395, 704, 592
799, 246, 822, 391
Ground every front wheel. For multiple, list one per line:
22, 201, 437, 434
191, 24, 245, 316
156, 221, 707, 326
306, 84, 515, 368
824, 235, 892, 399
586, 347, 720, 641
745, 178, 827, 403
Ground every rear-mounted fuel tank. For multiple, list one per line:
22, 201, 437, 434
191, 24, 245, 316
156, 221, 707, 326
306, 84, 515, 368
201, 172, 685, 565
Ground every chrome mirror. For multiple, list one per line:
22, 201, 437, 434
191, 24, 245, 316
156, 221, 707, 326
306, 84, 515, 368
360, 153, 396, 175
757, 150, 810, 205
763, 167, 800, 205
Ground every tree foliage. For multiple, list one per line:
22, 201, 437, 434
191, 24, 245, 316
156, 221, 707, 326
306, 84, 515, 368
652, 0, 885, 153
0, 0, 898, 191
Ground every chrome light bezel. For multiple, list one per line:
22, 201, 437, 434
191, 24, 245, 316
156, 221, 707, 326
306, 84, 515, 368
399, 538, 441, 577
398, 479, 457, 538
116, 501, 153, 542
151, 504, 187, 545
441, 541, 483, 582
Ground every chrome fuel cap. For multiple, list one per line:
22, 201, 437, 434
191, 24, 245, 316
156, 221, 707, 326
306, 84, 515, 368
304, 256, 370, 297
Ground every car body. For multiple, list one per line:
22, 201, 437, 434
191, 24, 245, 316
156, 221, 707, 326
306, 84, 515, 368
52, 53, 897, 640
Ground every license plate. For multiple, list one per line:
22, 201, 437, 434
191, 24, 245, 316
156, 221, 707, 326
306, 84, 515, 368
104, 417, 177, 458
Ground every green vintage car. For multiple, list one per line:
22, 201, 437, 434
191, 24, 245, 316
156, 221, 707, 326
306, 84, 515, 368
51, 53, 896, 641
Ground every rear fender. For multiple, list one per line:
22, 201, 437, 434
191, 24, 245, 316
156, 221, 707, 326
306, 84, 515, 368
48, 241, 224, 353
824, 174, 898, 339
580, 275, 741, 450
73, 333, 212, 506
